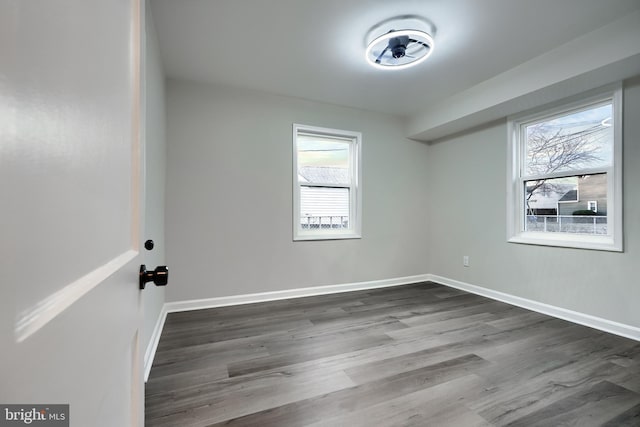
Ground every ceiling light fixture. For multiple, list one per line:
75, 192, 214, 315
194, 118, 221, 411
365, 17, 435, 70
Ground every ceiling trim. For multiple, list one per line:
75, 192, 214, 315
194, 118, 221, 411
407, 11, 640, 142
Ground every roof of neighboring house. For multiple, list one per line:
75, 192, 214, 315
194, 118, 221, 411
525, 182, 574, 195
298, 166, 348, 184
559, 189, 578, 202
526, 182, 577, 209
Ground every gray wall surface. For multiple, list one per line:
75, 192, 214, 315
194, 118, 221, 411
426, 77, 640, 328
141, 6, 166, 355
165, 79, 431, 301
162, 74, 639, 330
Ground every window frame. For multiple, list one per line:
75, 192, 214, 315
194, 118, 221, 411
506, 85, 623, 252
293, 124, 362, 241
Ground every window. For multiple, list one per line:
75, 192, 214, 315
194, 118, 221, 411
293, 124, 361, 241
507, 85, 622, 251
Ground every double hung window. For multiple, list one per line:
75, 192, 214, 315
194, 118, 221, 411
293, 124, 361, 241
507, 86, 622, 251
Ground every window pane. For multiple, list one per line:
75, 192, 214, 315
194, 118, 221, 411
525, 103, 613, 176
297, 134, 350, 185
524, 173, 607, 235
300, 186, 349, 230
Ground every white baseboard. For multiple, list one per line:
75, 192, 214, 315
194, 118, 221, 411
143, 305, 168, 382
142, 272, 639, 379
164, 273, 432, 313
429, 274, 640, 342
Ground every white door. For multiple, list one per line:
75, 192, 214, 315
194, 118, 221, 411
1, 1, 147, 425
139, 0, 168, 387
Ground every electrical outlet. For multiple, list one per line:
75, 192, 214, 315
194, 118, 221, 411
463, 256, 470, 267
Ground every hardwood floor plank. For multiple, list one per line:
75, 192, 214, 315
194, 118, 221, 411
145, 364, 229, 397
399, 299, 518, 327
474, 361, 632, 425
607, 342, 640, 368
343, 338, 491, 384
219, 331, 450, 384
601, 402, 640, 426
146, 370, 355, 426
610, 366, 640, 394
156, 318, 315, 351
387, 314, 503, 343
208, 354, 490, 427
504, 380, 640, 427
152, 341, 268, 371
227, 332, 394, 377
305, 374, 492, 427
474, 322, 596, 361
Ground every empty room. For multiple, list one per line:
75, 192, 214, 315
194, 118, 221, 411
3, 0, 640, 426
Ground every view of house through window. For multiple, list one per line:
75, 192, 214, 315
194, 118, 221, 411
293, 125, 361, 240
525, 173, 608, 234
508, 87, 622, 251
298, 135, 350, 230
522, 102, 612, 236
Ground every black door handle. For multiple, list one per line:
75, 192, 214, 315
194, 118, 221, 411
139, 265, 168, 289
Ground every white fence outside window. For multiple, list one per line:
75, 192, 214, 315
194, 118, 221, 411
300, 215, 349, 229
525, 215, 607, 235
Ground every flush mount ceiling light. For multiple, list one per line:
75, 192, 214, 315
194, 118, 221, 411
365, 17, 435, 70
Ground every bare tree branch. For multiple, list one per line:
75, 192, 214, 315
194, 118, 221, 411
524, 123, 606, 214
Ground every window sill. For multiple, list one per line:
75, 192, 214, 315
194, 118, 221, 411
508, 232, 622, 252
294, 232, 361, 241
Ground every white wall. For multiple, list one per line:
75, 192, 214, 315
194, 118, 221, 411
141, 5, 166, 362
426, 76, 640, 329
165, 80, 431, 301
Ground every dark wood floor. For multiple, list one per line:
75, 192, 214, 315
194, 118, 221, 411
145, 282, 640, 426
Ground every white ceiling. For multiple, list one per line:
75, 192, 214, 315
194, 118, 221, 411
150, 0, 640, 118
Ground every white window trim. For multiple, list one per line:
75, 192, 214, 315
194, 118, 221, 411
506, 84, 623, 252
293, 124, 362, 241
